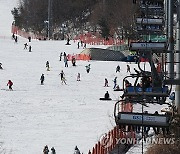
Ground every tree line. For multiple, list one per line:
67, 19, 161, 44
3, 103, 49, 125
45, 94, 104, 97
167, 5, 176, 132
11, 0, 139, 39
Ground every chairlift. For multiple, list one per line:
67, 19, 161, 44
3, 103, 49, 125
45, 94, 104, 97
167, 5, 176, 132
115, 112, 170, 127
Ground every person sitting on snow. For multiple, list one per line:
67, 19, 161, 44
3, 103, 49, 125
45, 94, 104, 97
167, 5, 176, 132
104, 91, 110, 99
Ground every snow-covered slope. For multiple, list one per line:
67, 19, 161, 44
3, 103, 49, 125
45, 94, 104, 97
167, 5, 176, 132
0, 1, 169, 154
0, 0, 18, 37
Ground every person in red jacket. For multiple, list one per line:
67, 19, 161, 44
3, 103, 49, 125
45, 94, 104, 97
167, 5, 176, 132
7, 80, 13, 90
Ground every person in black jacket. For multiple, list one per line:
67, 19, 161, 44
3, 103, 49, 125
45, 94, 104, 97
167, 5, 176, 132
51, 147, 56, 154
40, 74, 45, 85
43, 145, 49, 154
104, 91, 110, 99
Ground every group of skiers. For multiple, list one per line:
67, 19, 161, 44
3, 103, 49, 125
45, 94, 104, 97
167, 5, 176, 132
42, 145, 82, 154
24, 42, 32, 52
43, 145, 56, 154
12, 33, 18, 43
40, 59, 86, 85
77, 40, 86, 49
115, 64, 131, 73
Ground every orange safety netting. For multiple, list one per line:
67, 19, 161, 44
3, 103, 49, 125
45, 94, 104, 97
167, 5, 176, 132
67, 54, 91, 61
74, 32, 125, 46
11, 25, 44, 39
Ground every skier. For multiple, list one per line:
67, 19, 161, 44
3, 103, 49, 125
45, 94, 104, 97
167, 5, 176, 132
88, 150, 91, 154
64, 56, 68, 67
29, 45, 32, 52
12, 33, 15, 40
63, 52, 67, 60
127, 64, 131, 73
59, 52, 63, 61
0, 63, 3, 69
116, 65, 120, 73
85, 64, 91, 73
7, 80, 13, 90
28, 36, 31, 42
74, 146, 81, 154
104, 78, 109, 87
72, 57, 76, 66
24, 43, 28, 49
46, 61, 50, 71
51, 147, 56, 154
14, 36, 18, 43
83, 42, 86, 48
43, 145, 49, 154
81, 40, 83, 47
113, 77, 117, 89
59, 70, 66, 84
40, 74, 45, 85
66, 37, 70, 45
77, 73, 80, 81
77, 42, 80, 49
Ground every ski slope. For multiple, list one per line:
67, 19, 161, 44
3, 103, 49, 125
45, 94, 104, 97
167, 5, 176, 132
0, 0, 19, 37
0, 1, 169, 154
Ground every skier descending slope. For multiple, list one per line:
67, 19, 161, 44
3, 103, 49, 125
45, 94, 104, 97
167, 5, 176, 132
51, 147, 56, 154
7, 80, 13, 90
85, 64, 91, 73
0, 63, 3, 69
40, 74, 45, 85
46, 61, 50, 71
59, 70, 67, 84
43, 145, 49, 154
74, 146, 81, 154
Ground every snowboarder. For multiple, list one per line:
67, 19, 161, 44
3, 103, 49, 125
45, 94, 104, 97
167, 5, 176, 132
116, 65, 120, 73
104, 78, 109, 87
0, 63, 3, 69
51, 147, 56, 154
24, 43, 28, 49
74, 146, 81, 154
43, 145, 49, 154
104, 91, 110, 99
7, 80, 13, 90
29, 45, 32, 52
59, 52, 63, 61
72, 57, 76, 66
46, 61, 50, 71
40, 74, 45, 85
59, 70, 67, 84
85, 64, 91, 73
113, 77, 117, 89
127, 64, 131, 73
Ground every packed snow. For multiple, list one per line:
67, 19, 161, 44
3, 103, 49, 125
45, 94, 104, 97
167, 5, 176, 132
0, 0, 170, 154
